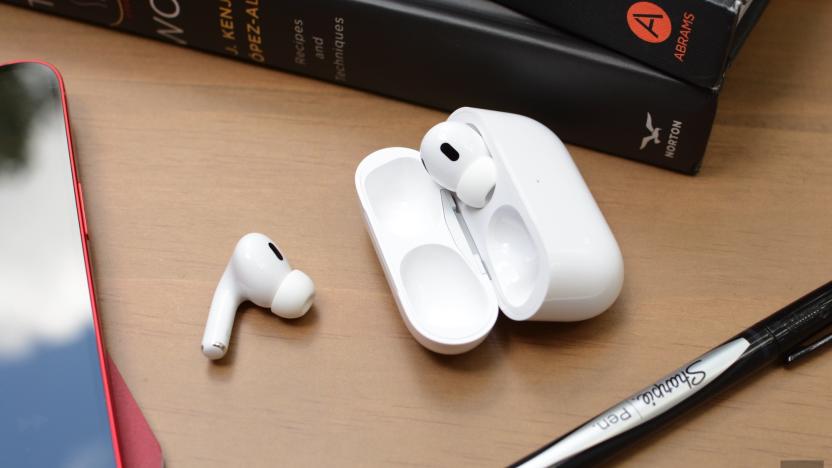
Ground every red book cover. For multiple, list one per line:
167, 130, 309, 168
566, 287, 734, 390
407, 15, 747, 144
107, 355, 164, 468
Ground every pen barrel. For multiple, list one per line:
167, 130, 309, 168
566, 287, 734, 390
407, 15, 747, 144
513, 281, 832, 468
752, 281, 832, 355
511, 282, 832, 468
513, 329, 778, 468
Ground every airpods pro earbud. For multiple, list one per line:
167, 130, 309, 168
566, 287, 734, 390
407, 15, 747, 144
201, 233, 315, 360
420, 121, 497, 208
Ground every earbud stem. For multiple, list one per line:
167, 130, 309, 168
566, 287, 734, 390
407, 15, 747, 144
201, 267, 241, 360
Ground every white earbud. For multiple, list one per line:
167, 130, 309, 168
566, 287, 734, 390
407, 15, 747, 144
419, 121, 497, 208
201, 233, 315, 360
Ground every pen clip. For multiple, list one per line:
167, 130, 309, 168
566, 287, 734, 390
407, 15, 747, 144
785, 325, 832, 365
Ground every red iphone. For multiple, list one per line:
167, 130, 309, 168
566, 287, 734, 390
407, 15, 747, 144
0, 61, 122, 467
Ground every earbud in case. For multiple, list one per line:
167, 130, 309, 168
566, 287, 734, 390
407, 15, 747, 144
356, 108, 623, 354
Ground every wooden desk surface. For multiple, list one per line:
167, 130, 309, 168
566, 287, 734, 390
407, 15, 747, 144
1, 2, 830, 466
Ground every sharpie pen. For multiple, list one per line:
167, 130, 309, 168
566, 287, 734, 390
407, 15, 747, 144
513, 281, 832, 468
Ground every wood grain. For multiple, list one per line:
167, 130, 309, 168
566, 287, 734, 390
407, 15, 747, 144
1, 2, 830, 466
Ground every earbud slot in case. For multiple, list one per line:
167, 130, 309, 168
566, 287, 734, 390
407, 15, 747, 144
356, 108, 623, 354
356, 150, 498, 354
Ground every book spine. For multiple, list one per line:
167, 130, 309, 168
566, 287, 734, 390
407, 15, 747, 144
493, 0, 766, 89
3, 0, 717, 174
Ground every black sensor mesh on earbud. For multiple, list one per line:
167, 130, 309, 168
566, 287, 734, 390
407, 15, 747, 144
268, 242, 284, 261
440, 143, 460, 161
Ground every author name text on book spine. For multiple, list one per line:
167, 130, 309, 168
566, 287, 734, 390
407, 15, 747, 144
219, 0, 264, 62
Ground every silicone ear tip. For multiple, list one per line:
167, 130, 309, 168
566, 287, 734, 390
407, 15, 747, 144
271, 270, 316, 319
457, 157, 497, 208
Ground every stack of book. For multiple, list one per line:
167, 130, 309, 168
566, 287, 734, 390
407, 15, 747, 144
5, 0, 768, 173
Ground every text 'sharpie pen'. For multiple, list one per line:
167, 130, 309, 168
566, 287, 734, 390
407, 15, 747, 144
513, 281, 832, 468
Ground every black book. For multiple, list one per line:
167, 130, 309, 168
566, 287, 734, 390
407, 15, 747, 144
3, 0, 721, 173
491, 0, 770, 89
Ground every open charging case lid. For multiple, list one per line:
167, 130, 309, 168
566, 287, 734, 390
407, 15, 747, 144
356, 108, 623, 354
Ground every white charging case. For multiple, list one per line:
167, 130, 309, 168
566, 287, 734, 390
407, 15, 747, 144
355, 108, 623, 354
